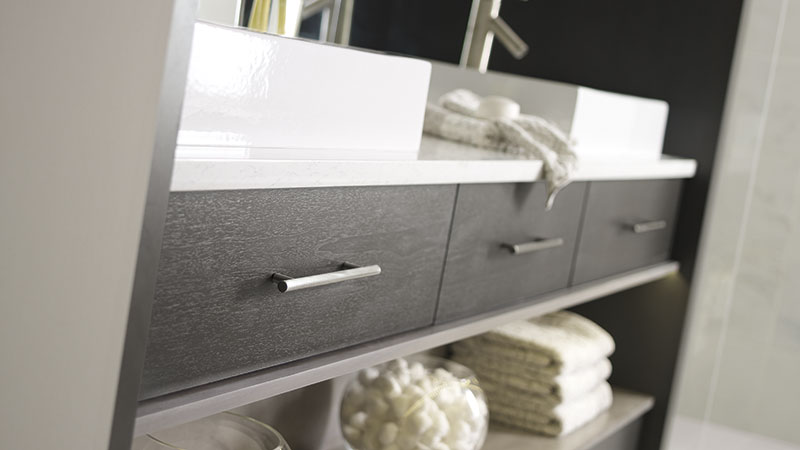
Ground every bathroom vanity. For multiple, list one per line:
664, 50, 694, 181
131, 135, 695, 450
122, 21, 698, 450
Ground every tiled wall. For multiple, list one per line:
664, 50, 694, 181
667, 0, 800, 448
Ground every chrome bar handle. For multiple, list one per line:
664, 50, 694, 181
271, 262, 381, 293
632, 220, 667, 234
502, 237, 564, 255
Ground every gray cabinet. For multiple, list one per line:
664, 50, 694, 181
436, 182, 587, 323
572, 180, 682, 285
140, 185, 456, 400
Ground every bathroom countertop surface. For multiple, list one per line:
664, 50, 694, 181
170, 136, 697, 191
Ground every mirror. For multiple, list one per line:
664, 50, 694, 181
196, 0, 352, 43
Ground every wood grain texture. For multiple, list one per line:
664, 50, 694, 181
436, 182, 587, 323
140, 185, 456, 400
572, 180, 682, 285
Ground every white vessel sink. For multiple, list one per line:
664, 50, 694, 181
177, 22, 431, 160
428, 62, 668, 162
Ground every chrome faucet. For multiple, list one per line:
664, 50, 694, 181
460, 0, 530, 72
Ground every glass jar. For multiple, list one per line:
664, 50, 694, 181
340, 355, 488, 450
141, 411, 291, 450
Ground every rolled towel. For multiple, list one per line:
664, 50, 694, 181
453, 355, 612, 405
488, 381, 613, 437
424, 89, 577, 209
452, 311, 615, 375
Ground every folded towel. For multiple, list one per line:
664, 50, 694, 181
488, 381, 613, 437
424, 89, 577, 209
453, 355, 612, 404
453, 311, 615, 375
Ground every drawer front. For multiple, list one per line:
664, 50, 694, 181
436, 182, 587, 323
572, 179, 682, 285
141, 185, 455, 400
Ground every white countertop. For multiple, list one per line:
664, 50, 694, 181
170, 136, 697, 191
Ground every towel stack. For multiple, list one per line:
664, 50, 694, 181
452, 311, 615, 437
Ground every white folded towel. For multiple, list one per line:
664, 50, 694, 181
453, 356, 612, 405
453, 311, 615, 376
424, 89, 577, 209
488, 381, 613, 437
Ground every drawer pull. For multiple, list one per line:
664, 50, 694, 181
271, 262, 381, 293
632, 220, 667, 234
502, 237, 565, 255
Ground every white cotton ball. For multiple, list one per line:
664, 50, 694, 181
432, 409, 450, 437
350, 411, 368, 429
395, 432, 418, 450
390, 394, 412, 419
359, 367, 380, 386
406, 409, 433, 435
379, 422, 399, 446
396, 370, 411, 387
388, 358, 409, 373
420, 426, 442, 447
431, 443, 450, 450
366, 396, 390, 418
362, 425, 381, 450
409, 362, 426, 381
447, 440, 471, 450
446, 419, 471, 442
415, 376, 433, 392
435, 384, 459, 407
374, 374, 402, 398
343, 425, 362, 445
433, 368, 455, 382
404, 384, 425, 400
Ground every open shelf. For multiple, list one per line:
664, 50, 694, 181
135, 261, 678, 436
484, 388, 654, 450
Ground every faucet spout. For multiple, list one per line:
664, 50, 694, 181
460, 0, 529, 72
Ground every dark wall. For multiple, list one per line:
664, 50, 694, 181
350, 2, 744, 449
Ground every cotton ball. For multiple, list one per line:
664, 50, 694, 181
435, 384, 460, 407
342, 425, 362, 446
350, 411, 368, 429
389, 394, 412, 419
419, 426, 442, 447
366, 396, 390, 418
431, 443, 450, 450
405, 409, 433, 435
388, 358, 409, 373
379, 422, 399, 446
374, 374, 402, 398
362, 424, 382, 450
404, 384, 425, 401
432, 409, 450, 437
446, 419, 471, 442
415, 376, 433, 392
395, 432, 418, 450
448, 440, 471, 450
409, 362, 426, 381
341, 385, 367, 418
359, 367, 380, 386
395, 370, 411, 387
433, 368, 456, 382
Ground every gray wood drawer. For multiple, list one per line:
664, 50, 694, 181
435, 182, 587, 323
572, 179, 682, 285
140, 185, 455, 400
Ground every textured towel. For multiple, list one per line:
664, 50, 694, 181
488, 381, 613, 437
453, 355, 612, 404
452, 311, 615, 375
424, 89, 577, 209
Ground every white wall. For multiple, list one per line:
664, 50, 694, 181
0, 2, 176, 449
668, 0, 800, 448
